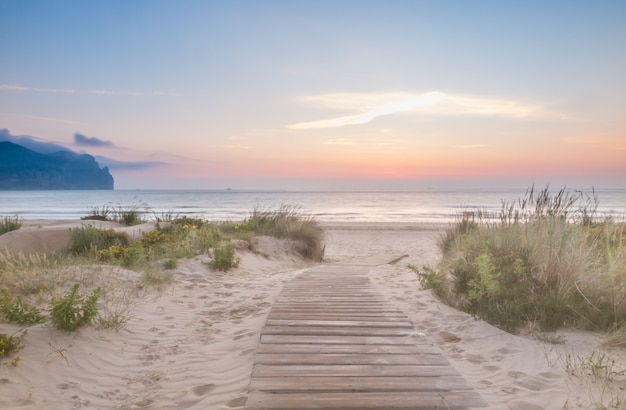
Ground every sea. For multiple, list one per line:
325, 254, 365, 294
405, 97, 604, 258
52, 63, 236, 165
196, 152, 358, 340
0, 188, 625, 224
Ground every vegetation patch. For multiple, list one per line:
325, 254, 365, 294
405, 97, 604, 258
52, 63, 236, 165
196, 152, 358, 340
412, 186, 626, 339
50, 284, 101, 331
0, 215, 22, 235
0, 203, 325, 365
0, 332, 24, 365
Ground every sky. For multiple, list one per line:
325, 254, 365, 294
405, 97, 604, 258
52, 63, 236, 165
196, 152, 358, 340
1, 0, 625, 190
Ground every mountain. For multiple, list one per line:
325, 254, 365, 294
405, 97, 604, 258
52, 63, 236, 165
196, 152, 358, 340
0, 141, 114, 190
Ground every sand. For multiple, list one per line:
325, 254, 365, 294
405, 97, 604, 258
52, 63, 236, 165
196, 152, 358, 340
1, 221, 625, 409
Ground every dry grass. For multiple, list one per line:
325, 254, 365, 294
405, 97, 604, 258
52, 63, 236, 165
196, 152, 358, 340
241, 205, 325, 261
1, 204, 326, 335
420, 186, 626, 340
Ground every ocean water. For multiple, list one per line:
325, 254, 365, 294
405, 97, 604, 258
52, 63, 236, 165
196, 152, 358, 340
0, 188, 624, 223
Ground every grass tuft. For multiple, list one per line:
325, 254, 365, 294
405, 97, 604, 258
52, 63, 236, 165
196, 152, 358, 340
241, 205, 325, 261
0, 215, 22, 235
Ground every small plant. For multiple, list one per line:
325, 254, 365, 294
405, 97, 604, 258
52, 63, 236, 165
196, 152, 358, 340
122, 241, 145, 267
163, 258, 178, 269
0, 215, 22, 235
113, 197, 150, 226
69, 225, 129, 255
209, 240, 239, 271
407, 264, 447, 297
82, 205, 113, 221
467, 248, 502, 303
50, 284, 101, 331
0, 289, 45, 324
0, 332, 24, 364
139, 270, 173, 290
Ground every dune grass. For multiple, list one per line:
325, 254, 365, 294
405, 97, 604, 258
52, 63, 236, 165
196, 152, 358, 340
237, 205, 325, 261
411, 186, 626, 343
82, 197, 150, 226
0, 215, 22, 235
0, 205, 325, 356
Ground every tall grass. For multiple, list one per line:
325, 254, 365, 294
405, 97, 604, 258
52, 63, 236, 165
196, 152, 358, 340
241, 205, 325, 261
0, 215, 22, 235
1, 205, 325, 340
415, 186, 626, 339
81, 197, 150, 226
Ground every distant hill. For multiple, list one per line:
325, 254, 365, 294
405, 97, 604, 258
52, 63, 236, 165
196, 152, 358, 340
0, 141, 114, 190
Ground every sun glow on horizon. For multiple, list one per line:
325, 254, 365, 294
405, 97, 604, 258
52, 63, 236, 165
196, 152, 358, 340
1, 1, 624, 189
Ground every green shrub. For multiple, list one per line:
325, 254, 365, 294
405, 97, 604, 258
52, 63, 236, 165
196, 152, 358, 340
407, 264, 447, 298
0, 289, 45, 325
0, 215, 22, 235
433, 186, 626, 334
69, 225, 129, 255
163, 258, 177, 269
210, 240, 239, 271
0, 333, 23, 362
122, 241, 145, 267
50, 284, 100, 331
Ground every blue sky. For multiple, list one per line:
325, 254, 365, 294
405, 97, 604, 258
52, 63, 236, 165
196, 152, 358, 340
1, 1, 625, 189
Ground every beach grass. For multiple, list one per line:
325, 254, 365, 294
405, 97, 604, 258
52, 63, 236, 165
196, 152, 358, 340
412, 186, 626, 343
82, 197, 150, 226
0, 215, 22, 235
0, 205, 325, 352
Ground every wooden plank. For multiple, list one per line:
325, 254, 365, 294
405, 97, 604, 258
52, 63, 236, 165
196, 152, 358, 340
267, 313, 410, 320
254, 353, 449, 366
247, 262, 487, 409
246, 391, 486, 409
261, 326, 413, 337
253, 364, 462, 378
256, 343, 439, 355
249, 376, 473, 393
265, 320, 414, 328
259, 334, 420, 345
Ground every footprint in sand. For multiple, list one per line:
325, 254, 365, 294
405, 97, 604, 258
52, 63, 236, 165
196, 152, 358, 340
439, 331, 462, 343
226, 397, 247, 408
191, 383, 216, 396
466, 354, 486, 364
233, 331, 256, 341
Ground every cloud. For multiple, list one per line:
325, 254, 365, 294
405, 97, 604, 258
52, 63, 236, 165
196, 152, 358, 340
287, 91, 546, 129
1, 83, 179, 97
0, 129, 72, 154
0, 84, 75, 93
87, 89, 181, 97
94, 156, 168, 171
74, 132, 115, 147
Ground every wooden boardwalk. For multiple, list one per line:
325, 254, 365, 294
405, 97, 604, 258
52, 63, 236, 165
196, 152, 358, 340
246, 256, 487, 409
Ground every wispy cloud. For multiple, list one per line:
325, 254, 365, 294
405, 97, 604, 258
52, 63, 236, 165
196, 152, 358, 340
1, 83, 179, 97
87, 89, 181, 97
287, 91, 546, 130
0, 111, 78, 124
74, 132, 115, 147
0, 84, 75, 93
94, 156, 168, 171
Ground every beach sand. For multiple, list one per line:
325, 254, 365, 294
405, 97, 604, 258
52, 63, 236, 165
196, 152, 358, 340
1, 221, 625, 409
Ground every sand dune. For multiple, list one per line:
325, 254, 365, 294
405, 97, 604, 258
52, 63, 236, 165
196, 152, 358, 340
1, 222, 625, 409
